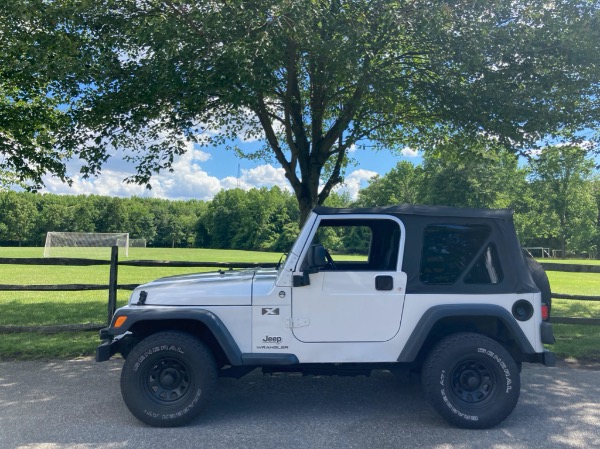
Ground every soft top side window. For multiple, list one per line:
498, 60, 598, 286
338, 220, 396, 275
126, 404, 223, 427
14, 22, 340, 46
464, 244, 504, 284
420, 224, 492, 285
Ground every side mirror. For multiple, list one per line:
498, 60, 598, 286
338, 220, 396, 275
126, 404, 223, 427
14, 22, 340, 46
307, 244, 328, 269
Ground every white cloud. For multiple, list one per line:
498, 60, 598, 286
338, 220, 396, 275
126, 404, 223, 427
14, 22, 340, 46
45, 145, 221, 201
44, 171, 151, 198
334, 169, 378, 200
42, 145, 291, 201
41, 128, 389, 202
221, 165, 290, 191
44, 158, 380, 203
401, 147, 420, 158
242, 165, 289, 189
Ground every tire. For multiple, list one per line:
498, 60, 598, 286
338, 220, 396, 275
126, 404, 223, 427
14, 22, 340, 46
120, 331, 217, 427
523, 250, 552, 315
118, 335, 140, 360
422, 333, 520, 429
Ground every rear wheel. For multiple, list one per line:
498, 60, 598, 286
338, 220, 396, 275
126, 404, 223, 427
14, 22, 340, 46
120, 331, 217, 427
422, 333, 520, 429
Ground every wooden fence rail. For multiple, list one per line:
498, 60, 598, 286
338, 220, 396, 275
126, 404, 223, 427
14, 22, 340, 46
539, 262, 600, 325
0, 247, 276, 333
0, 249, 597, 332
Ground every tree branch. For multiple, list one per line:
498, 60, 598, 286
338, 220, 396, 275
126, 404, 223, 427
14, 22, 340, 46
254, 93, 301, 191
318, 145, 346, 204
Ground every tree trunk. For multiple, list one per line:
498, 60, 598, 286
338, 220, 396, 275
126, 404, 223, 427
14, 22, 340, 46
298, 197, 317, 227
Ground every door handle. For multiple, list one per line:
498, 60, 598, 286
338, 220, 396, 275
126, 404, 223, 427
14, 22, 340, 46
375, 275, 393, 291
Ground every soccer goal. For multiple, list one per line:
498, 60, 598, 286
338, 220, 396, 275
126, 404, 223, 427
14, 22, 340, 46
129, 238, 147, 248
44, 232, 129, 258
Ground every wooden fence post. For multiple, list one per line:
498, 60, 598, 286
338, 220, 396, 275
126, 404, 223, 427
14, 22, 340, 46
107, 246, 119, 324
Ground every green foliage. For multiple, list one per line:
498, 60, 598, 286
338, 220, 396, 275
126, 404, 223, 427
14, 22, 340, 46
0, 192, 38, 245
421, 140, 526, 209
2, 0, 600, 222
0, 1, 77, 189
205, 187, 299, 251
356, 161, 424, 207
357, 142, 525, 210
355, 142, 599, 257
521, 145, 598, 255
0, 188, 301, 251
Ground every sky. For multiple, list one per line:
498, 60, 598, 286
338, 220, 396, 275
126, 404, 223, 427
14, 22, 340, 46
41, 137, 422, 202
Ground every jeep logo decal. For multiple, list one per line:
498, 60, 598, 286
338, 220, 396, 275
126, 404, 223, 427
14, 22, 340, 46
262, 335, 282, 343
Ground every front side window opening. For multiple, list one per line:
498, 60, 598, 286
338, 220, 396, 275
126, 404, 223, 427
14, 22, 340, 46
420, 224, 492, 285
308, 219, 401, 271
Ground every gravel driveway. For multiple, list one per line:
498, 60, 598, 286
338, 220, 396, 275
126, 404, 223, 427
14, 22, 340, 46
0, 358, 599, 449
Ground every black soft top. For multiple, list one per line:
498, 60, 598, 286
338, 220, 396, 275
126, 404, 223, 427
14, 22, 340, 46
313, 204, 513, 220
313, 204, 539, 296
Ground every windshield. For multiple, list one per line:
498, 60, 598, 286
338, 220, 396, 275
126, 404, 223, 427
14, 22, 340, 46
276, 253, 289, 273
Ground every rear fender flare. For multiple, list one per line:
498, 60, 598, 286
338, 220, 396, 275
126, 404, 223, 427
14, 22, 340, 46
397, 304, 535, 362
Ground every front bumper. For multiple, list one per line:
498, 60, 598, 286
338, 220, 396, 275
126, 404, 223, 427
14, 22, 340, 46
96, 338, 119, 362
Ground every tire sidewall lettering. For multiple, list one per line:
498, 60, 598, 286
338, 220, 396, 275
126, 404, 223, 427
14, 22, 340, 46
132, 345, 185, 372
440, 387, 479, 421
477, 347, 512, 393
142, 388, 203, 420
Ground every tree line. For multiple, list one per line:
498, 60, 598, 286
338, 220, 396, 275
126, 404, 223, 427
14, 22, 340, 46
0, 145, 598, 257
0, 186, 300, 252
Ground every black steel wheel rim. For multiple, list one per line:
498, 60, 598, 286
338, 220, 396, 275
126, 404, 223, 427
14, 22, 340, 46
450, 359, 496, 404
142, 357, 192, 405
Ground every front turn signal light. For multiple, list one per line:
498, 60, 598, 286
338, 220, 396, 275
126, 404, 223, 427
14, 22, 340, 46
114, 316, 128, 328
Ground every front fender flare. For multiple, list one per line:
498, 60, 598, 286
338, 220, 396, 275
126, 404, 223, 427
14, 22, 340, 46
102, 307, 243, 366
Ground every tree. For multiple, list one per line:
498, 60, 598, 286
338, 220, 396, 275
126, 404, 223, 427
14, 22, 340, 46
0, 191, 38, 246
202, 187, 300, 251
3, 1, 600, 222
356, 161, 423, 207
123, 198, 157, 244
0, 1, 75, 189
525, 145, 598, 256
420, 139, 527, 209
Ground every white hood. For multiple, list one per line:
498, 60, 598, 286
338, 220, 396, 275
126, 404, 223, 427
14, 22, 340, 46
129, 269, 257, 306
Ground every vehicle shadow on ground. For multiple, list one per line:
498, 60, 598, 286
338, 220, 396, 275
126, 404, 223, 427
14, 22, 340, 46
1, 360, 599, 449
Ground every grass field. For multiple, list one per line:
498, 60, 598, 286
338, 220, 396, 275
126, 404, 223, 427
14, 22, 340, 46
1, 247, 599, 361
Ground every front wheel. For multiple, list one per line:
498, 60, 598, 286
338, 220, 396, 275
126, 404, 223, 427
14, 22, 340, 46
120, 331, 217, 427
422, 333, 520, 429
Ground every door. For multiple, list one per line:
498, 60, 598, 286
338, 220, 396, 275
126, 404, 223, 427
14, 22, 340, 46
291, 216, 406, 343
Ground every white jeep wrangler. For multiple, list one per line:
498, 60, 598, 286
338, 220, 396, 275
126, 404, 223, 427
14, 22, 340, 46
97, 205, 555, 429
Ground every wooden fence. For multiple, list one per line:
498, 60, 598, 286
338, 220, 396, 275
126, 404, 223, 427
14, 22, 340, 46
0, 246, 276, 333
0, 249, 597, 333
540, 262, 600, 325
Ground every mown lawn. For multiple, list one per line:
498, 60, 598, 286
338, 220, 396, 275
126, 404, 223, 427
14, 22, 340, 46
545, 267, 600, 362
0, 247, 282, 359
0, 248, 598, 362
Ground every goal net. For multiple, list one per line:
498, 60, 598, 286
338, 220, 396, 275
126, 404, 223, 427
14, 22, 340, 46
44, 232, 129, 258
129, 238, 147, 248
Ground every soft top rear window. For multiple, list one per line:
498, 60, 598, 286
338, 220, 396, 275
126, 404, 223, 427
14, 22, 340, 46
420, 224, 491, 285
